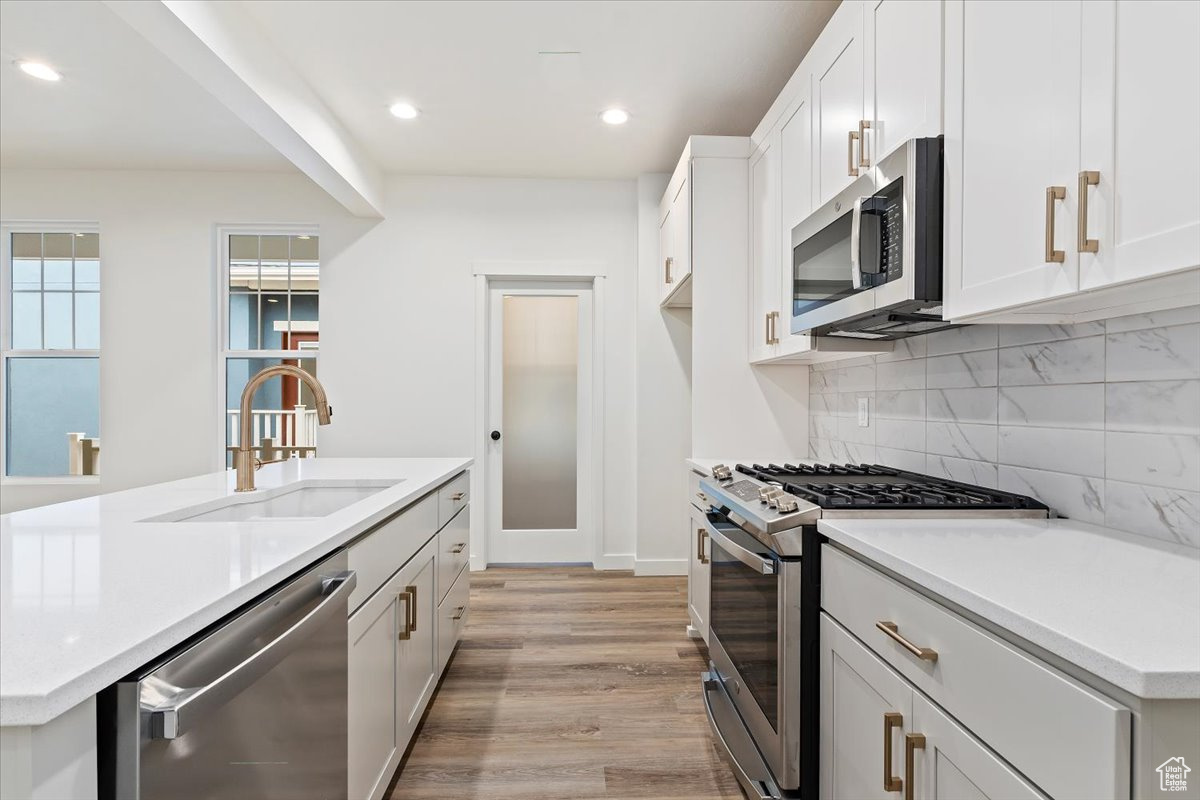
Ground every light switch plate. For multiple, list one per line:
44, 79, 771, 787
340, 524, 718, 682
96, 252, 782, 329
858, 397, 869, 427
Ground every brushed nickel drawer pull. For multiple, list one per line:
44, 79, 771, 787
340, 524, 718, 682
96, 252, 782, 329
904, 733, 925, 800
884, 712, 903, 792
696, 528, 710, 565
397, 590, 412, 640
449, 491, 465, 501
1045, 185, 1066, 263
450, 542, 467, 554
848, 130, 861, 177
452, 606, 466, 621
1078, 170, 1100, 253
876, 621, 938, 662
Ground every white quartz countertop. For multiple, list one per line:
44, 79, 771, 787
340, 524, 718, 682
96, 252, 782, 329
0, 457, 471, 727
818, 517, 1200, 699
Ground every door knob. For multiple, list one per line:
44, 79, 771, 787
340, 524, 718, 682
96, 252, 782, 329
490, 430, 501, 441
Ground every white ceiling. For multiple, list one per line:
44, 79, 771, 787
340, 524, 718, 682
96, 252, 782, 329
0, 0, 290, 171
241, 0, 839, 178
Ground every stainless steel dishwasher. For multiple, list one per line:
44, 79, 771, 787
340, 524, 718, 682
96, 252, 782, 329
99, 550, 356, 800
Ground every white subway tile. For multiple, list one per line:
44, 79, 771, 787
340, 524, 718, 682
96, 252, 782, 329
809, 393, 838, 416
927, 422, 997, 462
926, 455, 999, 488
810, 415, 838, 441
1104, 481, 1200, 548
998, 466, 1105, 524
877, 358, 926, 391
925, 325, 998, 355
927, 350, 998, 389
998, 322, 1106, 347
876, 418, 926, 451
927, 387, 999, 424
998, 426, 1104, 477
876, 389, 926, 420
1105, 306, 1200, 333
838, 363, 877, 393
810, 369, 838, 394
1106, 432, 1200, 492
1105, 380, 1200, 435
998, 336, 1105, 386
1106, 324, 1200, 382
876, 336, 928, 362
876, 447, 927, 472
998, 384, 1105, 429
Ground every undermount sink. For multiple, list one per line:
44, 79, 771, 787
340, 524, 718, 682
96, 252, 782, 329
144, 479, 403, 523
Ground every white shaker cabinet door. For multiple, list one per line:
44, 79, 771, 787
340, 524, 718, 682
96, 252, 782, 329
687, 505, 710, 643
750, 136, 781, 362
1078, 0, 1200, 291
811, 0, 866, 208
909, 692, 1049, 800
819, 614, 913, 800
944, 0, 1083, 319
397, 541, 438, 740
348, 569, 406, 800
658, 205, 675, 299
864, 0, 943, 164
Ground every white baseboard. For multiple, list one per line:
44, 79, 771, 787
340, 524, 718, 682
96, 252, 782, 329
593, 553, 636, 571
634, 558, 688, 576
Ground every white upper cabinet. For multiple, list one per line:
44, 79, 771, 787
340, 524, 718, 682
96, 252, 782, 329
811, 1, 866, 207
944, 0, 1083, 319
945, 0, 1200, 322
1078, 0, 1200, 291
660, 159, 693, 307
864, 0, 943, 164
749, 134, 782, 362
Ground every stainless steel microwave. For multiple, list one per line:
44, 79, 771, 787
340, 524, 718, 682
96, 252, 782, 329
790, 137, 953, 339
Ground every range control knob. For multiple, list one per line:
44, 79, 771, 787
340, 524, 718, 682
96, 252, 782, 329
775, 496, 799, 514
711, 464, 733, 481
759, 487, 781, 504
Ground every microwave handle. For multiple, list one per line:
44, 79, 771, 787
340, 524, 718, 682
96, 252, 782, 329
850, 197, 865, 289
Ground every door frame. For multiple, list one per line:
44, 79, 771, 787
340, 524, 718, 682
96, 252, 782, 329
471, 261, 606, 571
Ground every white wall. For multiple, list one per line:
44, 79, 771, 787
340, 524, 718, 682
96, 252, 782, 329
0, 168, 365, 513
318, 175, 640, 566
634, 174, 692, 574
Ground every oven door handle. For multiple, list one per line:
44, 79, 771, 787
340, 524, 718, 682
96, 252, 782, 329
703, 517, 776, 575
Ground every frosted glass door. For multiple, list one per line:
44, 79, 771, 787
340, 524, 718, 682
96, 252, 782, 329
501, 295, 578, 531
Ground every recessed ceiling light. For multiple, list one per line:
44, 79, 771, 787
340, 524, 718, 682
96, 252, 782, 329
389, 102, 420, 120
16, 60, 61, 82
601, 108, 629, 125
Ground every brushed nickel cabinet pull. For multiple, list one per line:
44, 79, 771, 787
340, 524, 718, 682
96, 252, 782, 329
397, 590, 412, 640
406, 584, 418, 632
884, 712, 903, 792
1045, 185, 1066, 263
665, 256, 674, 284
1078, 170, 1100, 253
449, 491, 465, 501
765, 312, 773, 345
450, 543, 467, 554
904, 733, 925, 800
696, 528, 710, 565
859, 119, 872, 168
771, 311, 781, 344
848, 130, 861, 177
452, 606, 466, 621
876, 621, 938, 662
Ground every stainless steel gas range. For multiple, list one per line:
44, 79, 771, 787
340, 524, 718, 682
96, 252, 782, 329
697, 462, 1050, 799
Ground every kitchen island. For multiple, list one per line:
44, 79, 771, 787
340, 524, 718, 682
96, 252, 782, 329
0, 457, 471, 800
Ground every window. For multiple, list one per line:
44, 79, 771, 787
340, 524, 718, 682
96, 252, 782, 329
2, 228, 101, 478
220, 231, 319, 468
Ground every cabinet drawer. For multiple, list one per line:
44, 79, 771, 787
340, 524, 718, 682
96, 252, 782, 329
436, 502, 470, 604
437, 566, 470, 673
347, 493, 437, 614
437, 471, 470, 530
822, 545, 1130, 800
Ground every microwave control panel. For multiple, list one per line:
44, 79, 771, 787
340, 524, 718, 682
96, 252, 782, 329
860, 177, 904, 287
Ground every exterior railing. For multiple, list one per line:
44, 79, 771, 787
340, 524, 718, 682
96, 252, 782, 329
227, 405, 319, 449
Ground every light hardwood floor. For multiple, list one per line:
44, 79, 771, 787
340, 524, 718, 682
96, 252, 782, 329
387, 567, 745, 800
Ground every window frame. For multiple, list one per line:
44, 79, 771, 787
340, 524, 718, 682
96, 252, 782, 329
215, 224, 320, 470
0, 221, 102, 485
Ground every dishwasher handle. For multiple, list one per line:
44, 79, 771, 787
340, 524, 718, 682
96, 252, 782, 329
148, 569, 357, 740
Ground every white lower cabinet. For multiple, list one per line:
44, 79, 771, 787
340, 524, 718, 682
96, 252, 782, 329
348, 480, 472, 800
821, 614, 1048, 800
687, 504, 711, 643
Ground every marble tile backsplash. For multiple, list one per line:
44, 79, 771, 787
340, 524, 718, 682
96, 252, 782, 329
808, 307, 1200, 548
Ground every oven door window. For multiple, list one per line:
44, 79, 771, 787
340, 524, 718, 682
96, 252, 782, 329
709, 520, 780, 732
792, 210, 860, 318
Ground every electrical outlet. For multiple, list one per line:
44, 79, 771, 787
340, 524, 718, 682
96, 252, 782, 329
858, 397, 870, 427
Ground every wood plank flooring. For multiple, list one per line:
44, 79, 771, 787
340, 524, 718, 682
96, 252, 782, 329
387, 567, 744, 800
